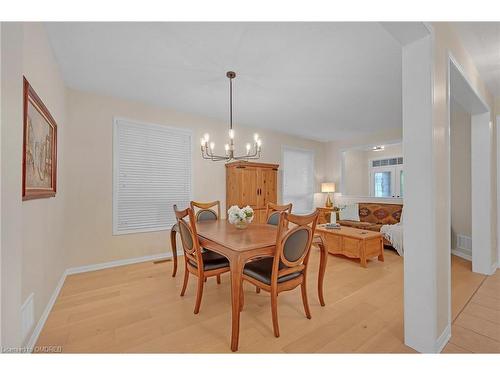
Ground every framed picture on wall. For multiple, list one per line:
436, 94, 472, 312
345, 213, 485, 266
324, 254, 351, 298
22, 76, 58, 200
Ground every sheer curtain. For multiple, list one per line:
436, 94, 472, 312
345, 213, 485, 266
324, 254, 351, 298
282, 146, 315, 214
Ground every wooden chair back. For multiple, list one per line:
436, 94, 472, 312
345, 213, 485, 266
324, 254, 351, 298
271, 210, 319, 283
173, 205, 204, 271
190, 200, 221, 222
265, 202, 293, 226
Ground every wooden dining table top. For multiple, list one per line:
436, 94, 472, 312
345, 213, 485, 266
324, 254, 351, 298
195, 220, 278, 252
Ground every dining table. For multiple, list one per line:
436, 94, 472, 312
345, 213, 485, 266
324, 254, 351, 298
171, 220, 328, 352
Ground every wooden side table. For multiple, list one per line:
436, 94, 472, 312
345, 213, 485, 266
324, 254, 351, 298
317, 207, 338, 224
315, 225, 384, 268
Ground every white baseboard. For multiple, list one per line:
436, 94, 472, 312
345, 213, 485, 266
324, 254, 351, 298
66, 252, 173, 275
25, 269, 67, 352
490, 262, 498, 275
435, 324, 451, 353
26, 251, 174, 352
451, 248, 472, 262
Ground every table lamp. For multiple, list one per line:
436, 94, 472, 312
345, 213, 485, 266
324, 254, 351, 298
321, 182, 335, 208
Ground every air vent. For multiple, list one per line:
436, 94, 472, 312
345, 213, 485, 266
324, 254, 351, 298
372, 157, 404, 168
456, 234, 472, 252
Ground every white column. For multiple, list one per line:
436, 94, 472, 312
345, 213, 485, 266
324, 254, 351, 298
402, 35, 440, 352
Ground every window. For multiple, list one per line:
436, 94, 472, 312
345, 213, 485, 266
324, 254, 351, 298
369, 157, 404, 198
113, 118, 192, 235
282, 146, 314, 214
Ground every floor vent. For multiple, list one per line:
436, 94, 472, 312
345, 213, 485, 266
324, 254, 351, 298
21, 293, 35, 341
456, 234, 472, 252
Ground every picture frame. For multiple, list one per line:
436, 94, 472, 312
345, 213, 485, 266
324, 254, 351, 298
22, 76, 58, 200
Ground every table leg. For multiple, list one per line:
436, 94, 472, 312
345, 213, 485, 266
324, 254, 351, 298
360, 242, 367, 268
378, 238, 385, 262
317, 242, 327, 307
170, 229, 178, 277
229, 258, 243, 352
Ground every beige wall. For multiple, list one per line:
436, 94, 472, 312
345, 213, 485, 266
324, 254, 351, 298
343, 149, 367, 196
1, 22, 67, 347
63, 89, 326, 268
1, 22, 24, 349
450, 101, 471, 249
21, 23, 68, 343
431, 22, 496, 335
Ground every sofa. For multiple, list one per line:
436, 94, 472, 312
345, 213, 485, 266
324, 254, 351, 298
337, 202, 403, 246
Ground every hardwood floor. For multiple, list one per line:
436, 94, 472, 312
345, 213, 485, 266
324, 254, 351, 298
443, 263, 500, 353
35, 250, 493, 353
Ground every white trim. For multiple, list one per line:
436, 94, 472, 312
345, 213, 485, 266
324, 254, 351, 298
451, 248, 472, 262
25, 251, 174, 352
435, 324, 451, 353
497, 115, 500, 271
335, 195, 403, 205
25, 270, 66, 352
490, 262, 498, 275
66, 252, 172, 275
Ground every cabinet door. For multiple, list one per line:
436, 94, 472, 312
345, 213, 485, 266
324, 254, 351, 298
240, 167, 259, 208
226, 166, 241, 207
258, 168, 277, 208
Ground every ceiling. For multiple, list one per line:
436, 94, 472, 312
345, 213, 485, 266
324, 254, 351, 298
45, 22, 403, 141
452, 22, 500, 97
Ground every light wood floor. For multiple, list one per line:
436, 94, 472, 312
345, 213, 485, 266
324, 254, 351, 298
443, 260, 500, 353
35, 249, 493, 353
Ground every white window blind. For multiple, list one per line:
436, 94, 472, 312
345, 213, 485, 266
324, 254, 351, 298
113, 118, 192, 235
282, 146, 315, 214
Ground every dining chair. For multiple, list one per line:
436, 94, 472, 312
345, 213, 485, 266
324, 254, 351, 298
265, 202, 293, 225
173, 205, 230, 314
240, 209, 319, 337
190, 200, 228, 285
190, 200, 221, 222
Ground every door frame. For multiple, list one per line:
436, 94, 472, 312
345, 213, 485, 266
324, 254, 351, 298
447, 53, 495, 275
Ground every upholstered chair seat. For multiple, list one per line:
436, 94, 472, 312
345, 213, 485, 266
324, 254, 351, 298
243, 257, 301, 285
188, 251, 230, 271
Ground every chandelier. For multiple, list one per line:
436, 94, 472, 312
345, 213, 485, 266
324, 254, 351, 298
200, 71, 262, 162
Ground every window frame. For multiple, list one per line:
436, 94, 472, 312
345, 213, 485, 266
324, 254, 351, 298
368, 156, 404, 198
112, 116, 193, 235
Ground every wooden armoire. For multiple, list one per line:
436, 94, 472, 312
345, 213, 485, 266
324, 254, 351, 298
226, 161, 279, 224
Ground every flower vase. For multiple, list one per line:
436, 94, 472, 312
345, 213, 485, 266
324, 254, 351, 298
235, 220, 248, 229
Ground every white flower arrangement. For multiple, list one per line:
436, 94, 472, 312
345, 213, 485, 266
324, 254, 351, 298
227, 205, 254, 225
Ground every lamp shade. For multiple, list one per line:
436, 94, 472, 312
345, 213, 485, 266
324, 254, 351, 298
321, 182, 336, 193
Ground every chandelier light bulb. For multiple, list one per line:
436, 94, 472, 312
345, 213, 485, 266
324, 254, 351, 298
254, 133, 259, 142
203, 133, 210, 142
210, 142, 215, 150
246, 143, 251, 154
200, 138, 205, 147
229, 129, 235, 139
257, 139, 262, 148
224, 144, 230, 152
